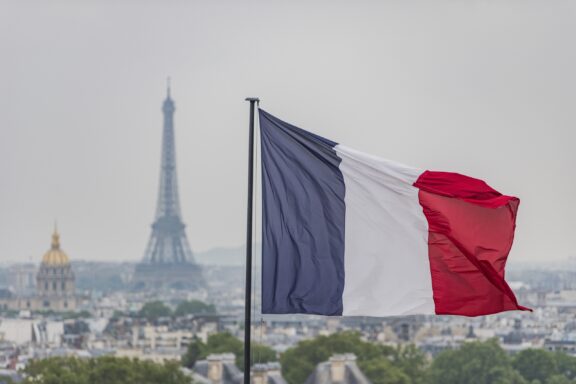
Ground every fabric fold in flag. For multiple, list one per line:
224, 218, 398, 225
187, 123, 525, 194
259, 109, 529, 317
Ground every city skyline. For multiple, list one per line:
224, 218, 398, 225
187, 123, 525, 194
1, 0, 575, 263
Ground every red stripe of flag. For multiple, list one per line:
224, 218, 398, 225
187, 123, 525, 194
414, 171, 531, 316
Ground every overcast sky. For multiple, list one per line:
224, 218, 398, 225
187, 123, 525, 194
1, 0, 574, 264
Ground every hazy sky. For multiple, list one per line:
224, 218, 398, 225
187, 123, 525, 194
1, 0, 574, 264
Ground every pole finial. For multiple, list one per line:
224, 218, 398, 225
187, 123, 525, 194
245, 97, 260, 106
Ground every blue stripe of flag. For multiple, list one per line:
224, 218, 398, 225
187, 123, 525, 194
259, 109, 346, 316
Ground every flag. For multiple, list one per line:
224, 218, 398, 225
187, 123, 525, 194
259, 109, 529, 317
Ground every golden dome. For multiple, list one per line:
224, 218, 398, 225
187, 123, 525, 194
41, 228, 70, 266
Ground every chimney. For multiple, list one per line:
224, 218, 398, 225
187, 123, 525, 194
252, 362, 282, 384
265, 362, 281, 376
329, 355, 345, 382
252, 364, 268, 384
207, 353, 235, 383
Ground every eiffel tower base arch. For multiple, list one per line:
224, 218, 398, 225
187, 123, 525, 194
132, 262, 205, 291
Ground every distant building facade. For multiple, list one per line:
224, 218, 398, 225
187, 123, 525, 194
7, 263, 36, 296
194, 353, 243, 384
0, 228, 78, 311
304, 354, 371, 384
35, 228, 76, 310
193, 354, 287, 384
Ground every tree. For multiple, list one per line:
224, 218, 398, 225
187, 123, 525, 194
427, 339, 521, 384
513, 349, 557, 383
393, 344, 429, 384
250, 344, 278, 368
0, 375, 15, 384
22, 356, 192, 384
280, 331, 403, 384
174, 300, 216, 316
204, 332, 243, 358
182, 336, 207, 368
546, 375, 573, 384
182, 332, 277, 370
553, 352, 576, 380
138, 301, 172, 321
485, 366, 528, 384
360, 358, 411, 384
23, 356, 89, 384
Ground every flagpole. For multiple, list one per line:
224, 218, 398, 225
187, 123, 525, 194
244, 97, 259, 384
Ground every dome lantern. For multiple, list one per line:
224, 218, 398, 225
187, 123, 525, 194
41, 226, 70, 266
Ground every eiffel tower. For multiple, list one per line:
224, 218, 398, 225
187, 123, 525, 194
133, 82, 204, 290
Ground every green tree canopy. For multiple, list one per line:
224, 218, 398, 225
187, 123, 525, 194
182, 332, 277, 370
394, 344, 428, 384
138, 301, 172, 321
0, 375, 14, 384
427, 339, 523, 384
181, 336, 207, 368
174, 300, 216, 316
251, 344, 278, 369
513, 349, 557, 383
280, 331, 416, 384
22, 356, 191, 384
204, 332, 243, 359
360, 358, 411, 384
546, 375, 574, 384
553, 351, 576, 380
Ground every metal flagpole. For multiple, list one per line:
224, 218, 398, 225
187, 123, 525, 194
244, 97, 259, 384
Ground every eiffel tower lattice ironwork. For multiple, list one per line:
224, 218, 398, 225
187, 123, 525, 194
134, 82, 204, 290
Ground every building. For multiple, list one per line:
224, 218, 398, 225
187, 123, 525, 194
193, 354, 287, 384
7, 263, 36, 296
194, 353, 243, 384
252, 363, 287, 384
35, 228, 76, 310
304, 354, 371, 384
0, 228, 78, 311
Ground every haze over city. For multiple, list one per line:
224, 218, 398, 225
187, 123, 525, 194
1, 0, 575, 264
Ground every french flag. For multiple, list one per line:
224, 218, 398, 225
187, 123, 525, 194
260, 109, 530, 317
